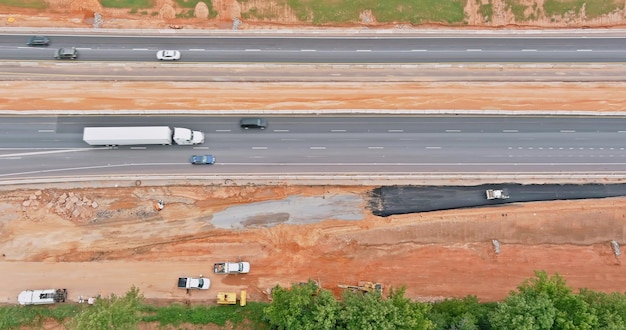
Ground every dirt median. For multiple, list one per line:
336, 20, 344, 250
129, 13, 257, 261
1, 81, 626, 112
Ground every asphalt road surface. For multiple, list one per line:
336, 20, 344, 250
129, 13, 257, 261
371, 184, 626, 216
0, 115, 625, 179
2, 34, 626, 63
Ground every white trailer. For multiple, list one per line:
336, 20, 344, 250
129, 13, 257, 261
83, 126, 204, 146
18, 289, 67, 305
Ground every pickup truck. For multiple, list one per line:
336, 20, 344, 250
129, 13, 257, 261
214, 261, 251, 274
177, 277, 211, 290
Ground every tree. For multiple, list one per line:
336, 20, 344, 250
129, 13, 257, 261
70, 286, 144, 330
579, 289, 626, 330
489, 271, 597, 330
429, 295, 495, 330
338, 286, 433, 330
264, 280, 339, 330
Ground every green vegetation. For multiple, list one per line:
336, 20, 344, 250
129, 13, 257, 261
0, 0, 47, 9
175, 0, 200, 8
69, 286, 143, 330
142, 301, 267, 328
503, 0, 530, 21
285, 0, 465, 25
176, 9, 195, 18
543, 0, 622, 19
100, 0, 154, 9
0, 304, 80, 329
3, 272, 626, 329
479, 3, 493, 22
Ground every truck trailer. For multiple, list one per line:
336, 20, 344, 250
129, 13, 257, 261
18, 289, 67, 305
83, 126, 204, 146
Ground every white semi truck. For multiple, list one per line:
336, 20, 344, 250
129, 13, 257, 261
18, 289, 67, 305
83, 126, 204, 146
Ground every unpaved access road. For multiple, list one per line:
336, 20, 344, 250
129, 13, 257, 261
1, 184, 625, 305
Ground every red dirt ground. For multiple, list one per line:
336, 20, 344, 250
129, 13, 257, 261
1, 185, 625, 309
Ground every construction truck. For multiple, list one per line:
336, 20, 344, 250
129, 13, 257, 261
18, 289, 67, 306
486, 189, 510, 200
217, 291, 247, 306
338, 281, 383, 295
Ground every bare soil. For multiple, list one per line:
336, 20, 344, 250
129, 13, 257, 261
2, 81, 626, 111
1, 185, 625, 309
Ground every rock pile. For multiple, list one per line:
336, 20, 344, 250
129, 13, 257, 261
22, 190, 99, 223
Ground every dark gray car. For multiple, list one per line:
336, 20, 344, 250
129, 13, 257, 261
54, 47, 78, 59
27, 36, 50, 46
240, 118, 268, 129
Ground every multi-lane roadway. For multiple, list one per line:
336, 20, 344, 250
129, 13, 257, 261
2, 34, 626, 63
0, 115, 624, 180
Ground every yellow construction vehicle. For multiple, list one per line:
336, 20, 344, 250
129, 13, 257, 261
338, 281, 383, 295
217, 292, 237, 305
217, 290, 247, 306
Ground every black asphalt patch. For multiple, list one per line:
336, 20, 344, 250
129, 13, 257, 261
369, 183, 626, 217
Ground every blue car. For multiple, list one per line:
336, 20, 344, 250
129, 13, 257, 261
189, 155, 216, 165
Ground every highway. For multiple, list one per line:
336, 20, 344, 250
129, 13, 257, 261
0, 115, 625, 179
2, 34, 626, 63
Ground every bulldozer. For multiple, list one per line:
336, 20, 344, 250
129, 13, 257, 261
338, 281, 383, 295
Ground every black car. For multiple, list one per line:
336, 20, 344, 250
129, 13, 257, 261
240, 118, 268, 129
27, 36, 50, 46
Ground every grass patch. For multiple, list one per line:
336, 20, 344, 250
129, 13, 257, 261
175, 0, 200, 8
176, 9, 195, 18
0, 0, 47, 9
0, 304, 82, 329
174, 0, 217, 18
100, 0, 154, 9
479, 3, 493, 22
543, 0, 622, 19
504, 0, 530, 21
285, 0, 464, 25
141, 302, 268, 328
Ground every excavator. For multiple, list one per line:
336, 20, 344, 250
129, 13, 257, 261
338, 281, 384, 295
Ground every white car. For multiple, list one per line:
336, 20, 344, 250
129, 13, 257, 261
156, 50, 181, 61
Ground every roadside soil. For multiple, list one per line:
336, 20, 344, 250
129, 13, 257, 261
2, 81, 626, 111
2, 0, 626, 30
1, 185, 625, 309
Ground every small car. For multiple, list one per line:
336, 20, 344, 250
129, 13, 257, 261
54, 47, 78, 59
156, 50, 181, 61
240, 118, 268, 130
189, 154, 216, 165
27, 36, 50, 46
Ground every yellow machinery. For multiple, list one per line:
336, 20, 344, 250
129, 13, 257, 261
217, 292, 237, 305
217, 290, 247, 306
338, 281, 383, 294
